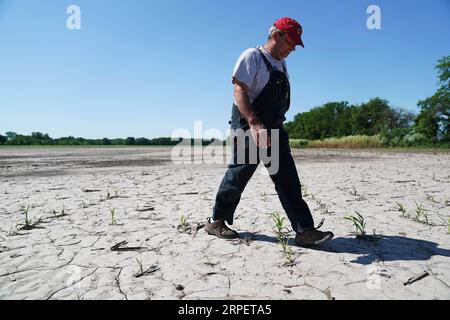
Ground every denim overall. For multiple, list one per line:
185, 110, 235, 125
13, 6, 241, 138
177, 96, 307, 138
212, 48, 315, 233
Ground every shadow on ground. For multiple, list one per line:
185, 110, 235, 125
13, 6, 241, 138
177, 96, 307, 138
248, 233, 450, 265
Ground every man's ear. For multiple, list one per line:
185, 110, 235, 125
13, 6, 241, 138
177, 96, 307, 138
273, 31, 282, 42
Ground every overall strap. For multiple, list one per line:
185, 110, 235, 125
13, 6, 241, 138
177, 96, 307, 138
256, 47, 274, 71
256, 47, 287, 74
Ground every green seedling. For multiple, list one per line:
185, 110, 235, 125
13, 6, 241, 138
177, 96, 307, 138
112, 186, 120, 197
284, 247, 295, 266
344, 211, 366, 237
110, 208, 117, 225
395, 202, 407, 217
52, 201, 67, 218
426, 194, 437, 203
271, 212, 289, 235
136, 258, 144, 275
178, 214, 189, 233
276, 235, 289, 253
356, 194, 366, 201
18, 205, 42, 231
302, 186, 309, 197
423, 212, 430, 225
261, 191, 267, 201
414, 202, 425, 222
22, 205, 31, 229
271, 212, 295, 266
439, 216, 450, 234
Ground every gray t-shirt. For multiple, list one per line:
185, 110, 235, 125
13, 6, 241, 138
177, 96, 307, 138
232, 46, 289, 104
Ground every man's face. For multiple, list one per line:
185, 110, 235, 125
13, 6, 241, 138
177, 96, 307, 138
275, 33, 296, 59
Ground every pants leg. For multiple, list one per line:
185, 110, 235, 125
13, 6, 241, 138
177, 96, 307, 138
264, 129, 314, 232
212, 133, 259, 225
212, 162, 258, 225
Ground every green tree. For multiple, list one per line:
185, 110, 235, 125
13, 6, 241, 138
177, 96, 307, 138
415, 56, 450, 142
125, 137, 136, 145
102, 138, 112, 145
352, 98, 393, 136
136, 137, 150, 145
0, 134, 6, 144
5, 132, 17, 141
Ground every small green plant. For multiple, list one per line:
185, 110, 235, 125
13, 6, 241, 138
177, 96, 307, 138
425, 194, 438, 204
52, 201, 67, 218
22, 205, 31, 229
271, 212, 289, 235
395, 202, 407, 217
112, 186, 120, 197
261, 191, 267, 201
344, 211, 366, 237
414, 202, 425, 222
302, 186, 309, 197
17, 205, 42, 231
271, 212, 295, 266
277, 235, 289, 252
178, 214, 189, 233
423, 212, 430, 225
439, 216, 450, 234
356, 194, 366, 201
110, 208, 117, 225
284, 247, 295, 266
136, 258, 144, 275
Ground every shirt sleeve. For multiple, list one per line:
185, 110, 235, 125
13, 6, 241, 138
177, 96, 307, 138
231, 49, 258, 89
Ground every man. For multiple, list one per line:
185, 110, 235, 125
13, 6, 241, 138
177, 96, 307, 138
205, 17, 334, 247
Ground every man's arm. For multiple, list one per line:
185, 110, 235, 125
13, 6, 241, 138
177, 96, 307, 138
233, 79, 270, 148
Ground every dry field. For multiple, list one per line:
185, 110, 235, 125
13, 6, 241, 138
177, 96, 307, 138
0, 147, 449, 300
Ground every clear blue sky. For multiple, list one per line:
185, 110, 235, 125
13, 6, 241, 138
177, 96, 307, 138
0, 0, 449, 139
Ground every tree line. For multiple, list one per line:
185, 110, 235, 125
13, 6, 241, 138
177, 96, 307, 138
0, 133, 219, 146
284, 56, 449, 147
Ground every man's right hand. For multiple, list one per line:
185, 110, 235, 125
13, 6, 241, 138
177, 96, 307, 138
248, 116, 271, 148
233, 79, 271, 148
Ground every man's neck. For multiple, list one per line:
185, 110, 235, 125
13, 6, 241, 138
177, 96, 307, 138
262, 42, 281, 60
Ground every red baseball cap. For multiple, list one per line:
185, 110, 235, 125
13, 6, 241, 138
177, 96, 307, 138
274, 17, 304, 48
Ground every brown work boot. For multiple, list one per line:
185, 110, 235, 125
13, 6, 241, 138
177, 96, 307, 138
295, 229, 334, 247
205, 218, 239, 239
